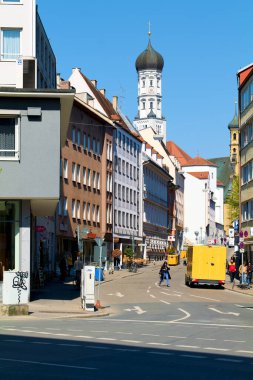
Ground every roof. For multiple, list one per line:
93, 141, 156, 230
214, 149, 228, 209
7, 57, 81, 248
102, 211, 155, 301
228, 113, 238, 129
188, 171, 209, 179
135, 39, 164, 72
182, 156, 217, 167
237, 63, 253, 87
208, 156, 233, 199
166, 141, 192, 166
217, 179, 224, 187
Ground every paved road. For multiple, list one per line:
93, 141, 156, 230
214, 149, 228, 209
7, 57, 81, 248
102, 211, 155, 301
0, 261, 253, 379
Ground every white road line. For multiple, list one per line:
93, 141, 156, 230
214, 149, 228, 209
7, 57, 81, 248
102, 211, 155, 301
209, 307, 240, 316
20, 330, 38, 333
216, 358, 243, 363
196, 338, 216, 341
224, 339, 245, 343
115, 332, 133, 335
75, 335, 94, 339
90, 330, 108, 333
236, 350, 253, 354
53, 333, 70, 337
36, 332, 52, 335
45, 328, 61, 331
120, 339, 141, 343
147, 342, 171, 346
159, 300, 171, 305
150, 294, 156, 298
95, 337, 116, 341
180, 354, 207, 359
147, 290, 150, 293
161, 292, 181, 297
203, 347, 230, 352
167, 335, 186, 339
190, 294, 221, 302
0, 358, 96, 370
141, 333, 160, 337
176, 345, 200, 349
172, 308, 191, 322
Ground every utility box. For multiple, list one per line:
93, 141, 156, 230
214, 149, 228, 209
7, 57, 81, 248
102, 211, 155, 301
3, 270, 29, 305
81, 266, 95, 311
185, 245, 226, 287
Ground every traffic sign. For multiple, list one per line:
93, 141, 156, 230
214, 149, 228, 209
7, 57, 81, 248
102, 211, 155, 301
239, 231, 244, 238
239, 241, 244, 249
240, 248, 245, 253
244, 230, 248, 238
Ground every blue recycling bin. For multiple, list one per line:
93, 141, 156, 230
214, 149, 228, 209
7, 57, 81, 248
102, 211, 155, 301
95, 267, 104, 281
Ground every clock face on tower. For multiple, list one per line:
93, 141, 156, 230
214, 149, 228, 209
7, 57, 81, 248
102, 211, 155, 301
148, 87, 154, 94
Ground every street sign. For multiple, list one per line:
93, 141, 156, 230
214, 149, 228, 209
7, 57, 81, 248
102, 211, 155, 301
239, 242, 244, 249
229, 228, 234, 238
240, 248, 245, 253
239, 230, 244, 238
244, 230, 248, 238
239, 237, 244, 242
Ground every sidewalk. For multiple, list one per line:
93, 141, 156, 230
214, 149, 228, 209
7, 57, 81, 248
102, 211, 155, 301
224, 274, 253, 296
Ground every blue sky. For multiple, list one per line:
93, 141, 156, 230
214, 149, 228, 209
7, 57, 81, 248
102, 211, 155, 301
37, 0, 253, 159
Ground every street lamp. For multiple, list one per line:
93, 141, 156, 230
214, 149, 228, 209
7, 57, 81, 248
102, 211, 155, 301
94, 237, 104, 309
194, 231, 199, 245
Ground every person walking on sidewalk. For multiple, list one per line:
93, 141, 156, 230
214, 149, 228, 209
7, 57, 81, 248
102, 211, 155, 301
159, 260, 171, 287
247, 262, 252, 286
74, 253, 83, 288
228, 258, 236, 283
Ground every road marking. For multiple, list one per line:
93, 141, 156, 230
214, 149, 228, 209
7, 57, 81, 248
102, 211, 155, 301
161, 292, 181, 297
190, 295, 221, 302
236, 350, 253, 354
45, 328, 61, 331
54, 333, 71, 337
0, 358, 96, 370
203, 347, 230, 351
209, 307, 240, 316
124, 306, 146, 314
115, 332, 133, 335
171, 308, 191, 322
180, 354, 206, 359
150, 294, 156, 298
224, 339, 245, 343
96, 337, 116, 341
36, 332, 52, 335
120, 339, 142, 343
159, 300, 171, 305
196, 338, 216, 341
147, 342, 171, 346
107, 292, 124, 297
141, 333, 160, 337
176, 345, 200, 349
90, 330, 108, 333
167, 335, 186, 339
75, 335, 94, 339
216, 358, 243, 363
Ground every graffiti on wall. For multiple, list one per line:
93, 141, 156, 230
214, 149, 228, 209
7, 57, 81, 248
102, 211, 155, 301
12, 271, 28, 304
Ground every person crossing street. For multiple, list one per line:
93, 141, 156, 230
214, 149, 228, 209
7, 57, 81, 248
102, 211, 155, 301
159, 259, 171, 287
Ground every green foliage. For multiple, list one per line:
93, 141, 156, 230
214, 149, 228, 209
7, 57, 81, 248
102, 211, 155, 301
167, 246, 176, 254
226, 175, 239, 221
124, 246, 134, 258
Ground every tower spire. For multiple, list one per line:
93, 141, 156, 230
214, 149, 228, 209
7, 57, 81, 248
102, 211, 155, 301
148, 21, 151, 38
234, 100, 238, 116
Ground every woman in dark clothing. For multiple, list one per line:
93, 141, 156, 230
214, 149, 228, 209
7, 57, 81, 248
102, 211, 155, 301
59, 256, 67, 282
159, 260, 170, 287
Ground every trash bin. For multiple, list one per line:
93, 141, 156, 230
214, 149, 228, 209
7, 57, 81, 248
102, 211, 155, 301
95, 267, 104, 281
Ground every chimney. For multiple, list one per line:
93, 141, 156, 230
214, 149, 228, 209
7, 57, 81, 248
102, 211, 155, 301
91, 80, 97, 88
113, 96, 118, 111
72, 67, 81, 74
99, 89, 106, 96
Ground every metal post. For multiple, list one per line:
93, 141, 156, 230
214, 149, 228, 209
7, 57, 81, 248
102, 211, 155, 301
97, 244, 102, 304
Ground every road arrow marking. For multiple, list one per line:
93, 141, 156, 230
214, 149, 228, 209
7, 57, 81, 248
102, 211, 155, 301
107, 292, 124, 297
124, 306, 146, 315
209, 307, 240, 316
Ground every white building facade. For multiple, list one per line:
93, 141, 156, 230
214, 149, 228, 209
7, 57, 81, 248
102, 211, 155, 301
0, 0, 56, 89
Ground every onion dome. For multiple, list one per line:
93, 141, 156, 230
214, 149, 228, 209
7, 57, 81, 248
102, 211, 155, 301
135, 39, 164, 72
228, 113, 238, 129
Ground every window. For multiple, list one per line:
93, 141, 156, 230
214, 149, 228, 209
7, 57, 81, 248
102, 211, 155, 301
58, 199, 62, 216
87, 203, 91, 221
63, 159, 68, 179
92, 204, 96, 222
87, 135, 91, 151
75, 164, 80, 183
72, 199, 76, 219
63, 198, 68, 216
96, 205, 100, 223
96, 173, 100, 190
72, 127, 76, 144
118, 211, 121, 226
97, 139, 100, 155
72, 162, 76, 182
83, 202, 86, 220
233, 133, 237, 141
118, 184, 121, 200
122, 212, 125, 227
150, 80, 153, 86
122, 186, 125, 201
142, 102, 145, 110
77, 129, 81, 145
2, 29, 20, 60
93, 137, 96, 153
92, 171, 96, 188
76, 200, 80, 219
83, 167, 87, 185
83, 133, 87, 149
150, 101, 153, 109
0, 117, 19, 159
87, 169, 91, 187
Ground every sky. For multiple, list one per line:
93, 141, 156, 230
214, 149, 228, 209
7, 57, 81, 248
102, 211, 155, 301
37, 0, 253, 159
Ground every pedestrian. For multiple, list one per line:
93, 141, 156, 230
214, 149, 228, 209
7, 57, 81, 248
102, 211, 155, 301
228, 258, 236, 283
74, 252, 83, 288
59, 255, 67, 282
247, 262, 252, 286
66, 251, 73, 276
239, 262, 247, 285
159, 260, 171, 287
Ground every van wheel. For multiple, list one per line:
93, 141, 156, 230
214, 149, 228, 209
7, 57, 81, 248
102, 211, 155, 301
189, 282, 193, 288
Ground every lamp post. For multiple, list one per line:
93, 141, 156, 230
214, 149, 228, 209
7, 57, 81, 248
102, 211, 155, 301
94, 237, 104, 309
194, 231, 199, 245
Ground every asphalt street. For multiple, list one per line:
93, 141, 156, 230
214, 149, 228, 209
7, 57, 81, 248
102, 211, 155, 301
0, 258, 253, 379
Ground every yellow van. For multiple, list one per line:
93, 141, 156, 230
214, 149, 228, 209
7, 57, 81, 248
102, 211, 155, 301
185, 245, 226, 287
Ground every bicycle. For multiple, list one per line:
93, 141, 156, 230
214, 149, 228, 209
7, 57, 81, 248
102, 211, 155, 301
128, 262, 138, 273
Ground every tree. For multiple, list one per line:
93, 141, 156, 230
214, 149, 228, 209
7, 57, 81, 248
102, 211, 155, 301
124, 246, 134, 259
226, 175, 239, 222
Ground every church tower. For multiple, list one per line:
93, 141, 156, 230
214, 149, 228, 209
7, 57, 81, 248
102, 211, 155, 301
228, 104, 239, 176
133, 32, 166, 142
